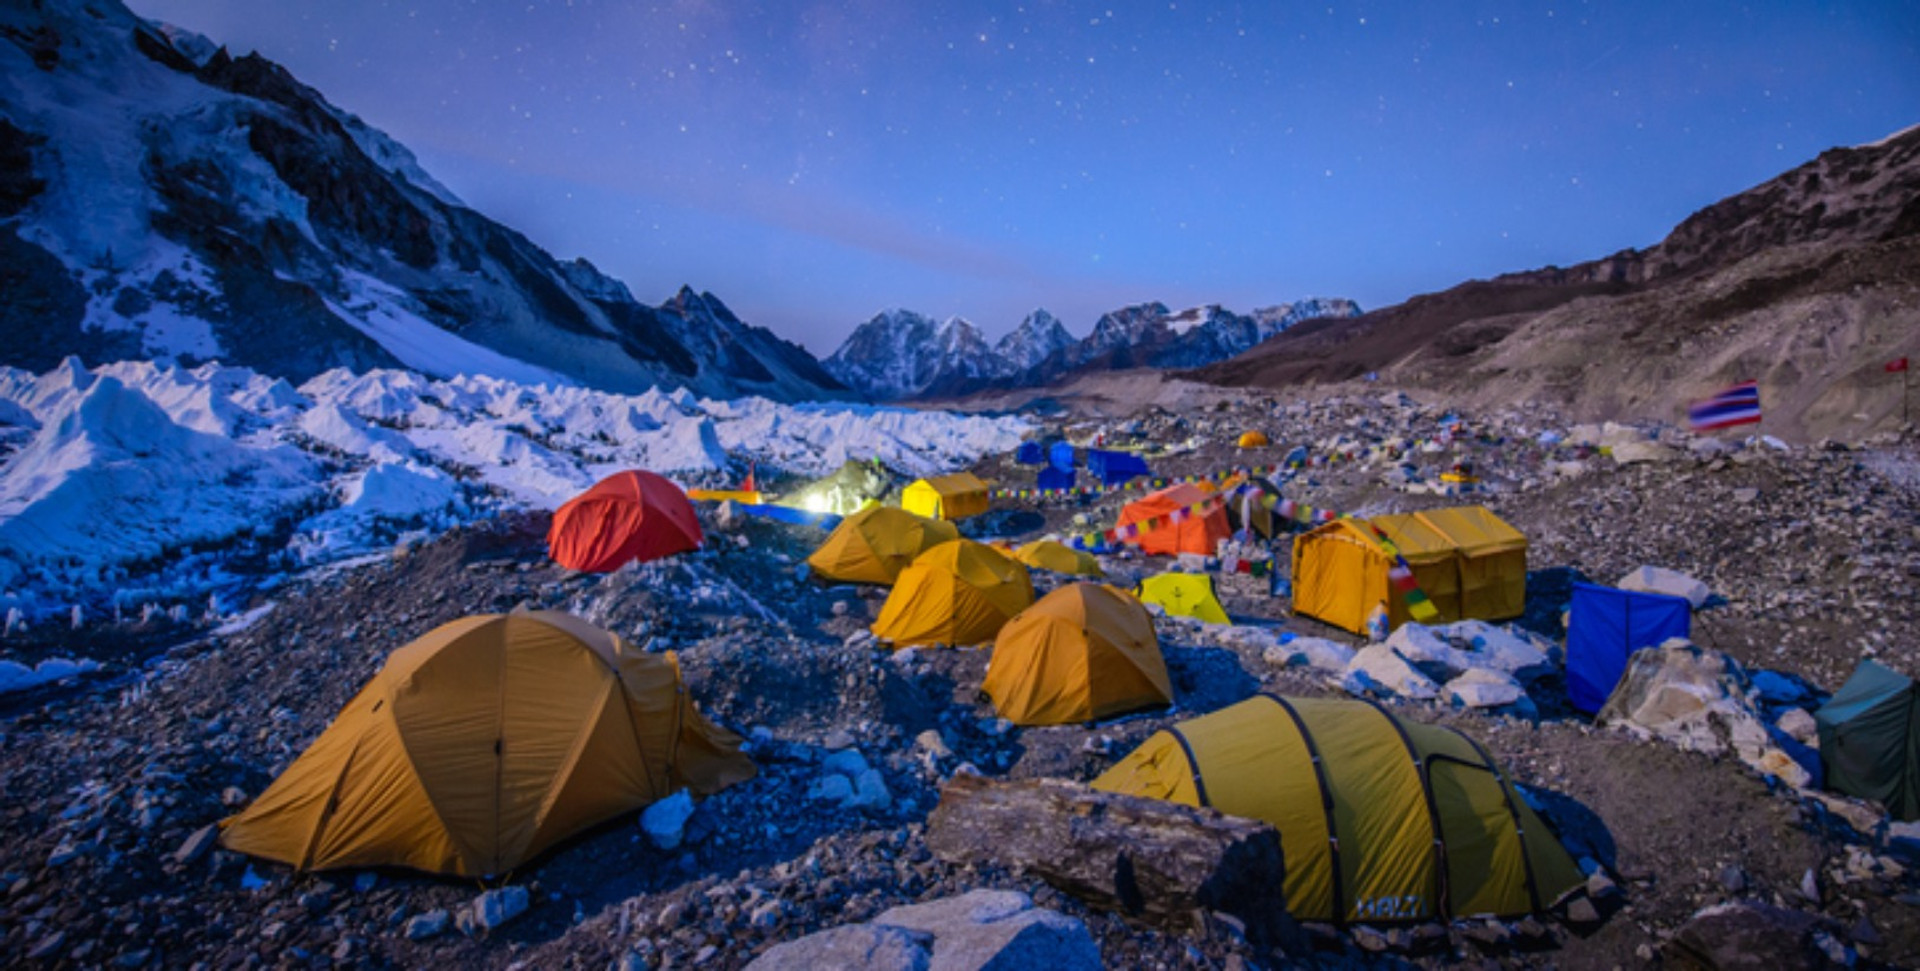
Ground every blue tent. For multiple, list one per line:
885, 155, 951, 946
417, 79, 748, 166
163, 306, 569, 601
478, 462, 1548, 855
1566, 582, 1692, 713
1087, 449, 1150, 487
1037, 466, 1076, 491
1048, 441, 1076, 472
1015, 442, 1045, 465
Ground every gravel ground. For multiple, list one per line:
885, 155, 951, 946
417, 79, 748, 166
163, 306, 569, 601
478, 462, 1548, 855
2, 389, 1917, 969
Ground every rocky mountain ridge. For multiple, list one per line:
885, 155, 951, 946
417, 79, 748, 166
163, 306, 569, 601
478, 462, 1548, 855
1197, 124, 1920, 442
0, 0, 849, 402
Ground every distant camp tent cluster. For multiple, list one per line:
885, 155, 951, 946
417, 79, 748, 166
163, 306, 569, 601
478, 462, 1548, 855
213, 444, 1628, 928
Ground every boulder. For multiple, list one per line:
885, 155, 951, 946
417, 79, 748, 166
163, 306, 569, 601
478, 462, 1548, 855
1343, 645, 1439, 700
1616, 565, 1711, 608
924, 774, 1298, 948
404, 910, 451, 941
744, 924, 932, 971
640, 790, 695, 851
1664, 901, 1830, 970
469, 886, 529, 931
1444, 668, 1525, 709
1596, 641, 1795, 785
1609, 440, 1678, 465
874, 890, 1102, 971
1289, 637, 1356, 673
1385, 624, 1473, 678
1434, 620, 1551, 676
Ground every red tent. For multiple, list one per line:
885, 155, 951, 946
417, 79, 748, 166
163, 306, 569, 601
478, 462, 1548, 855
1117, 482, 1229, 557
548, 471, 702, 572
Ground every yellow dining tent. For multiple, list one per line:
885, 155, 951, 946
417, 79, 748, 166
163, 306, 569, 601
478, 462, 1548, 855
219, 611, 754, 877
806, 506, 961, 586
1012, 539, 1104, 577
984, 583, 1171, 725
1291, 505, 1527, 635
1136, 572, 1231, 625
1093, 695, 1582, 923
871, 540, 1034, 647
901, 471, 991, 520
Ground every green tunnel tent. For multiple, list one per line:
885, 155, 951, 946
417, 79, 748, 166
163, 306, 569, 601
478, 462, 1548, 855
1816, 659, 1920, 820
1092, 694, 1584, 923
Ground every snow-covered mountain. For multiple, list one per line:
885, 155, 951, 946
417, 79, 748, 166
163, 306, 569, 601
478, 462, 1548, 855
822, 309, 1009, 400
826, 298, 1360, 400
994, 309, 1075, 372
0, 0, 848, 402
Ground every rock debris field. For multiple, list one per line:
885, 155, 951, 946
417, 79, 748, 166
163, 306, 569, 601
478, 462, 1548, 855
2, 385, 1919, 970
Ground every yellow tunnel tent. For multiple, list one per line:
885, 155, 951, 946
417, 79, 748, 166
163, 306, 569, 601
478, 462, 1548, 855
871, 539, 1034, 647
806, 506, 961, 586
1291, 505, 1526, 635
901, 471, 991, 520
1012, 539, 1104, 577
219, 611, 755, 877
1136, 572, 1231, 625
1092, 694, 1582, 923
984, 583, 1171, 725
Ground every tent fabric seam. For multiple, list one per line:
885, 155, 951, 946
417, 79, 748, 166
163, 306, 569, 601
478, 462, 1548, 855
1166, 726, 1211, 807
1258, 694, 1346, 925
1355, 696, 1452, 921
1444, 727, 1545, 913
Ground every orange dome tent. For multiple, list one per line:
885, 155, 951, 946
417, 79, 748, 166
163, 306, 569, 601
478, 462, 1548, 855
1237, 430, 1270, 448
805, 506, 961, 586
549, 470, 702, 571
1117, 482, 1230, 556
219, 611, 754, 877
871, 540, 1034, 647
985, 583, 1171, 725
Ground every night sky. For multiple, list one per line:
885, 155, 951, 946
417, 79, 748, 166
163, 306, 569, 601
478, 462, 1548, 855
131, 1, 1919, 355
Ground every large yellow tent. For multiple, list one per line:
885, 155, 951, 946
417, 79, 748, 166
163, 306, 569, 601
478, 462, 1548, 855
1291, 505, 1527, 635
1093, 695, 1582, 923
219, 611, 754, 877
901, 471, 991, 520
1136, 572, 1231, 625
871, 540, 1033, 647
985, 583, 1171, 725
1012, 539, 1104, 577
806, 506, 961, 586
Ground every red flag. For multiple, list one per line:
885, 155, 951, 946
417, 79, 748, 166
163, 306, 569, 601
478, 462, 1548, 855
1889, 357, 1911, 373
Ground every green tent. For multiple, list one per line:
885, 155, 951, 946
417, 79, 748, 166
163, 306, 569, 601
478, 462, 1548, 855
1815, 659, 1920, 820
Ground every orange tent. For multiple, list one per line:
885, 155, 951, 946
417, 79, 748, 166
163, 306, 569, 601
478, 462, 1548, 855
549, 470, 702, 572
219, 611, 753, 877
1117, 482, 1229, 556
985, 583, 1170, 725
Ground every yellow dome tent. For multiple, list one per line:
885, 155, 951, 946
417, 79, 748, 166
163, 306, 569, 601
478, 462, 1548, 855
1093, 695, 1582, 923
985, 583, 1171, 725
1136, 572, 1231, 625
1237, 430, 1270, 448
872, 540, 1033, 647
806, 506, 961, 586
219, 611, 754, 877
901, 471, 991, 520
1012, 539, 1104, 577
1291, 505, 1526, 635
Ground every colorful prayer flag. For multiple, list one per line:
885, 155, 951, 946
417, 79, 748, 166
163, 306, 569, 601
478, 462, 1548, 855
1890, 357, 1911, 373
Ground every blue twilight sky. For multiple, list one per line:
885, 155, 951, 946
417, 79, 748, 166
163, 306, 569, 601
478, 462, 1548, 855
130, 1, 1919, 356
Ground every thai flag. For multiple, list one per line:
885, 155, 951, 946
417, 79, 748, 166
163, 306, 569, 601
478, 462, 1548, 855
1688, 380, 1762, 431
